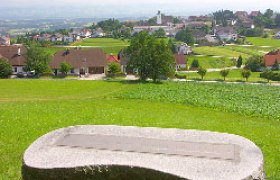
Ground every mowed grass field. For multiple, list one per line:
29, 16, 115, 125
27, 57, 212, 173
0, 80, 280, 179
247, 37, 280, 47
188, 55, 236, 69
71, 38, 129, 54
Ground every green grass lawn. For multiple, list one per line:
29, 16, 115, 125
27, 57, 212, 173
179, 69, 266, 83
193, 46, 249, 58
72, 38, 129, 47
71, 38, 129, 54
42, 47, 67, 55
0, 80, 280, 179
246, 37, 280, 47
188, 55, 236, 69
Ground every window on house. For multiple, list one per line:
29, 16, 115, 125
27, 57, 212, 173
14, 67, 17, 72
71, 69, 74, 73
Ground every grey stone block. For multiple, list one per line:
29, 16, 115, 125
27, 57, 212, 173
22, 125, 265, 180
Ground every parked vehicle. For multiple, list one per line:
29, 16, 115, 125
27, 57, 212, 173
16, 72, 26, 78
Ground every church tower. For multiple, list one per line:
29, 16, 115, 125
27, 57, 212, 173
157, 10, 162, 25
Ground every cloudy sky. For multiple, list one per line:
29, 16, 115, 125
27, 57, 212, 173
0, 0, 279, 19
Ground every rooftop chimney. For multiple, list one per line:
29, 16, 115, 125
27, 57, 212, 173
17, 47, 21, 56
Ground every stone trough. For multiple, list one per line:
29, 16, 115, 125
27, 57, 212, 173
22, 125, 264, 180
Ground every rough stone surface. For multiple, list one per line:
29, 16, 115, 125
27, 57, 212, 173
22, 125, 265, 180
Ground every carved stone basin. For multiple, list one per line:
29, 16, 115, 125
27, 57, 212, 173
22, 125, 264, 180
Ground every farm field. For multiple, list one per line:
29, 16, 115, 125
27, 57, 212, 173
246, 37, 280, 47
0, 80, 280, 179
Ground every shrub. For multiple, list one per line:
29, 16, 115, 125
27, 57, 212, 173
261, 71, 280, 82
175, 73, 186, 79
0, 58, 12, 78
190, 59, 200, 69
107, 62, 121, 76
236, 56, 243, 68
241, 69, 251, 81
197, 67, 207, 80
60, 62, 72, 75
262, 33, 269, 38
272, 59, 279, 71
244, 55, 264, 72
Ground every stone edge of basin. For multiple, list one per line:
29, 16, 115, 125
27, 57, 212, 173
22, 125, 265, 180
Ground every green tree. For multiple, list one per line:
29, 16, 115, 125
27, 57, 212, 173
0, 58, 12, 78
275, 14, 280, 28
25, 43, 51, 74
272, 58, 279, 71
220, 69, 230, 81
197, 67, 207, 80
125, 32, 175, 82
153, 28, 166, 37
175, 28, 195, 45
241, 69, 251, 81
97, 18, 121, 33
107, 62, 121, 75
236, 55, 243, 68
244, 55, 264, 72
260, 69, 273, 82
60, 61, 71, 75
190, 59, 200, 69
213, 10, 234, 27
168, 39, 177, 54
264, 9, 274, 18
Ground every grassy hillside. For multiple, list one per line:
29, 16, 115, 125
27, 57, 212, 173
0, 80, 279, 179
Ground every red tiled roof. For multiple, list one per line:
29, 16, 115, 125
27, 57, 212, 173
107, 54, 120, 63
51, 48, 107, 69
175, 54, 187, 65
250, 11, 261, 17
0, 46, 26, 66
264, 50, 280, 66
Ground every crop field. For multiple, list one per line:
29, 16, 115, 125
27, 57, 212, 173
0, 80, 280, 179
246, 37, 280, 47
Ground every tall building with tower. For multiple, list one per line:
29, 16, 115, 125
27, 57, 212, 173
157, 10, 162, 25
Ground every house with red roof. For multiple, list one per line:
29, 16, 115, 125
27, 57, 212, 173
0, 45, 26, 74
107, 54, 120, 63
175, 54, 187, 71
235, 11, 248, 20
264, 50, 280, 69
0, 35, 10, 46
250, 11, 261, 18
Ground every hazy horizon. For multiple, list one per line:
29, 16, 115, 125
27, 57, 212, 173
0, 0, 279, 20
